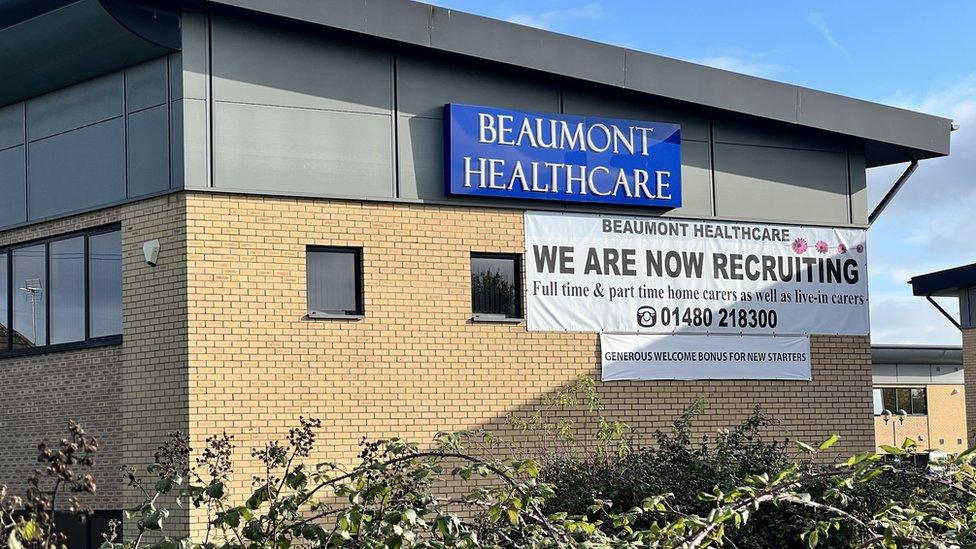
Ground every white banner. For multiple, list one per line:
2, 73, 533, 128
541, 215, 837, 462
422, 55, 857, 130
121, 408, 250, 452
601, 333, 811, 380
525, 211, 869, 335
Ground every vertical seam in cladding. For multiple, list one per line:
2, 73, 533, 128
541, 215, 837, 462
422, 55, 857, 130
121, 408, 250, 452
392, 54, 400, 198
846, 148, 853, 225
166, 55, 173, 191
708, 119, 717, 217
123, 69, 129, 199
207, 14, 214, 189
22, 102, 28, 222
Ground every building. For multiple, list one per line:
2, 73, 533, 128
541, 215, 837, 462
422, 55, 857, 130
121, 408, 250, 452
910, 264, 976, 445
0, 0, 954, 542
871, 345, 966, 456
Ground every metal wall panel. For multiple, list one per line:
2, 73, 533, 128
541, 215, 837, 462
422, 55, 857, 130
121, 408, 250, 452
713, 143, 850, 224
26, 72, 123, 141
663, 140, 712, 218
561, 89, 709, 141
211, 16, 392, 113
125, 57, 169, 113
931, 365, 965, 385
0, 102, 25, 151
213, 102, 394, 197
849, 150, 867, 224
27, 118, 126, 220
895, 364, 933, 385
127, 104, 170, 197
0, 146, 27, 226
872, 364, 898, 384
396, 54, 559, 118
713, 116, 846, 152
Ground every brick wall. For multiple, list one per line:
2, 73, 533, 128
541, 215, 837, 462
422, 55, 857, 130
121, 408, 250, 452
964, 328, 976, 445
182, 192, 874, 531
120, 193, 190, 535
0, 207, 124, 511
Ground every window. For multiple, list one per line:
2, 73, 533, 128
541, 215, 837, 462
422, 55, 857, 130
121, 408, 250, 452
0, 225, 121, 355
471, 253, 521, 320
306, 247, 363, 317
876, 387, 928, 415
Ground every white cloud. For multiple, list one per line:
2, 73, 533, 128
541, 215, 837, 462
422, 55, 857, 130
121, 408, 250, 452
506, 2, 604, 30
867, 76, 976, 346
807, 12, 850, 59
695, 48, 787, 79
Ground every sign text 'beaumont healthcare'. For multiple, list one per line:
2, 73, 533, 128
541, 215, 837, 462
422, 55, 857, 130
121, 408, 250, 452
445, 104, 682, 208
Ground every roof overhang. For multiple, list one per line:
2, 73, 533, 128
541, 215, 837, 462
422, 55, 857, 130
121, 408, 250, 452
910, 263, 976, 297
871, 345, 963, 366
0, 0, 180, 107
191, 0, 952, 169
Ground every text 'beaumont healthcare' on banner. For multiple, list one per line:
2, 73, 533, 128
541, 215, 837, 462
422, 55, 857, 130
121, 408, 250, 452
524, 211, 869, 336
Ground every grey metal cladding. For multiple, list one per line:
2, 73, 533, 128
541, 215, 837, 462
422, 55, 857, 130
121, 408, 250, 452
0, 102, 24, 150
848, 150, 867, 224
169, 98, 185, 189
213, 102, 394, 197
197, 0, 951, 164
712, 116, 846, 152
0, 146, 27, 226
27, 118, 126, 220
210, 15, 392, 113
623, 53, 798, 124
561, 88, 709, 141
797, 88, 950, 157
127, 104, 170, 197
429, 7, 626, 87
126, 57, 169, 113
181, 11, 209, 101
396, 54, 559, 118
713, 143, 849, 225
663, 140, 712, 218
26, 72, 123, 141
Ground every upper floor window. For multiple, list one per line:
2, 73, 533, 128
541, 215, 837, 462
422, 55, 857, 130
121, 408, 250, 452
875, 387, 928, 415
0, 225, 121, 354
306, 246, 363, 317
471, 253, 522, 320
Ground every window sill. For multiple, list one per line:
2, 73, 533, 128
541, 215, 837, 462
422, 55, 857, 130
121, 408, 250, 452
0, 335, 122, 360
306, 312, 365, 321
471, 315, 524, 324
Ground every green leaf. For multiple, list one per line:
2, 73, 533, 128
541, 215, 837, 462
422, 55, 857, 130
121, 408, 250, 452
818, 435, 840, 451
796, 441, 816, 453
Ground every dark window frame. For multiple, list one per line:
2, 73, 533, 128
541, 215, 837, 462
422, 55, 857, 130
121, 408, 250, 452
0, 223, 122, 358
470, 252, 523, 321
306, 246, 364, 318
875, 386, 929, 416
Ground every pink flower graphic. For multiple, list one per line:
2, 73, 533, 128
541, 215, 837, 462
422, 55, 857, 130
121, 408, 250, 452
815, 240, 829, 254
855, 243, 865, 254
837, 243, 847, 254
791, 238, 808, 254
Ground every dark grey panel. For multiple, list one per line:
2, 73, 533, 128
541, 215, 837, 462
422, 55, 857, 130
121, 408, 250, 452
126, 57, 169, 113
0, 102, 24, 150
561, 88, 709, 142
397, 54, 559, 119
27, 118, 125, 220
364, 0, 432, 45
169, 99, 185, 189
211, 15, 392, 114
168, 52, 183, 101
0, 145, 27, 227
849, 150, 867, 224
26, 72, 123, 141
212, 102, 394, 197
0, 0, 176, 108
713, 116, 846, 152
714, 143, 849, 224
798, 88, 950, 158
127, 104, 170, 197
428, 6, 626, 87
662, 140, 711, 218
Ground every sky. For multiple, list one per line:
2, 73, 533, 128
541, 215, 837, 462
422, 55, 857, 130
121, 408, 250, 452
431, 0, 976, 346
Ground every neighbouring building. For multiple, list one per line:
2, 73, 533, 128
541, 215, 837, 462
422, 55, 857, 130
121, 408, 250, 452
872, 345, 967, 457
0, 0, 954, 544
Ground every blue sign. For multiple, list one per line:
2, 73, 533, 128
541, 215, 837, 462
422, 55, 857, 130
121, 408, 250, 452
444, 104, 681, 208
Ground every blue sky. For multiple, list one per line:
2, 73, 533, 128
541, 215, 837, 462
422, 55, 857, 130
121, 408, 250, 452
432, 0, 976, 345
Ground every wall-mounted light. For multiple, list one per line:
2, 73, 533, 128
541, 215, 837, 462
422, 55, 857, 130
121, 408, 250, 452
952, 388, 960, 395
143, 239, 160, 267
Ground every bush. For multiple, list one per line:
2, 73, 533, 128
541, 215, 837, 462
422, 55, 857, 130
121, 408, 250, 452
3, 379, 976, 548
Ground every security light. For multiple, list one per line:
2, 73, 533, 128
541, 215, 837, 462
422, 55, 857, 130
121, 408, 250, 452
143, 239, 160, 267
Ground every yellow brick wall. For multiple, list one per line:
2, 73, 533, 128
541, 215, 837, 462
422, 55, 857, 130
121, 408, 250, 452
182, 192, 874, 531
0, 207, 124, 511
927, 384, 967, 454
964, 328, 976, 445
